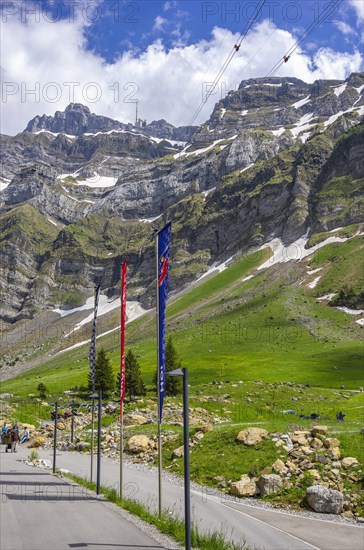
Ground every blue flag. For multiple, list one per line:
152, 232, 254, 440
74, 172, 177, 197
157, 222, 171, 421
89, 284, 101, 393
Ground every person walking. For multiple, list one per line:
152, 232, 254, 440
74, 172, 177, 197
1, 423, 7, 441
1, 423, 8, 449
10, 423, 20, 453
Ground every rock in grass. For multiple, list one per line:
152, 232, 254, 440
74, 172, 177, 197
76, 441, 89, 452
123, 414, 149, 426
257, 474, 283, 496
236, 427, 268, 446
230, 475, 257, 496
272, 459, 286, 473
125, 435, 154, 454
172, 445, 184, 458
323, 438, 340, 448
341, 457, 359, 468
28, 436, 47, 448
306, 485, 344, 514
311, 426, 328, 436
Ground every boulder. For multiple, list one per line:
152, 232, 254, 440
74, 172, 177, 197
328, 447, 341, 460
311, 437, 324, 449
290, 431, 309, 445
57, 422, 66, 431
230, 475, 257, 497
28, 436, 47, 448
323, 438, 340, 449
311, 426, 328, 436
272, 459, 286, 473
76, 441, 90, 452
197, 424, 213, 433
236, 428, 268, 446
341, 457, 359, 469
123, 414, 149, 426
192, 431, 205, 443
173, 445, 184, 458
307, 469, 321, 480
306, 485, 344, 514
257, 474, 283, 496
125, 435, 154, 454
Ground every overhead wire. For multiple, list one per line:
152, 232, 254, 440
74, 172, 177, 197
185, 0, 343, 129
177, 17, 239, 128
266, 0, 343, 77
188, 0, 267, 126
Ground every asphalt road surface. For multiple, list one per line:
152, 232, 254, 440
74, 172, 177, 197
1, 446, 363, 550
0, 449, 176, 550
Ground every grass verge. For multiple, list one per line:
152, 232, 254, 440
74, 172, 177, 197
66, 474, 247, 550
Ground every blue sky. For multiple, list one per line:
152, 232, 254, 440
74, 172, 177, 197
0, 0, 363, 134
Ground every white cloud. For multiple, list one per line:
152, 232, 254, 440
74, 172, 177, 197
0, 17, 363, 135
153, 15, 168, 32
164, 1, 177, 11
333, 20, 356, 35
348, 0, 364, 22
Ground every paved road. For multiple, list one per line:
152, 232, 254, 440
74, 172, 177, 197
7, 446, 363, 550
0, 450, 176, 550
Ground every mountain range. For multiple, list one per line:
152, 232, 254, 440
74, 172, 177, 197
0, 72, 363, 373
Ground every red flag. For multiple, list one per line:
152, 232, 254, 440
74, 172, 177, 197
120, 259, 127, 421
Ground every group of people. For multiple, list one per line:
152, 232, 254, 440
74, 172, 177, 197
1, 423, 29, 452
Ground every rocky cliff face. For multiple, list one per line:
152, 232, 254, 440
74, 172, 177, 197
1, 73, 363, 323
26, 103, 126, 135
25, 103, 197, 142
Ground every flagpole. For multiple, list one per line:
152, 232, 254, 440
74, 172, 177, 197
120, 402, 123, 499
119, 260, 127, 499
90, 397, 95, 481
89, 284, 100, 483
156, 232, 162, 518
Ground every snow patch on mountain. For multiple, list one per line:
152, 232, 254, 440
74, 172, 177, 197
196, 255, 234, 282
290, 113, 315, 137
291, 95, 311, 109
334, 83, 347, 96
258, 230, 349, 270
324, 105, 364, 128
270, 127, 285, 136
336, 307, 364, 315
308, 276, 321, 288
0, 178, 11, 192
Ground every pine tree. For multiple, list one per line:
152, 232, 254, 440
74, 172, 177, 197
37, 382, 48, 398
154, 336, 183, 396
88, 347, 115, 397
118, 349, 146, 402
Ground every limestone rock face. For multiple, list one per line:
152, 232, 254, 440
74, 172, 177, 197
257, 474, 283, 496
1, 73, 363, 333
236, 427, 268, 446
306, 485, 344, 514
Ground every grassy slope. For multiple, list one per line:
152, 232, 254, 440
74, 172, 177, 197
1, 236, 363, 397
0, 203, 58, 256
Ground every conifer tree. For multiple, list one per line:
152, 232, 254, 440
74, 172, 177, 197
153, 336, 183, 396
88, 347, 115, 397
117, 349, 146, 401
